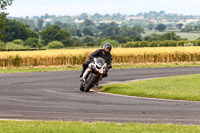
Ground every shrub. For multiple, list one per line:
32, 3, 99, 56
25, 38, 44, 48
12, 39, 24, 45
184, 42, 194, 47
5, 42, 26, 50
177, 41, 185, 46
47, 41, 64, 49
86, 42, 95, 46
101, 40, 121, 47
0, 41, 6, 50
161, 40, 177, 47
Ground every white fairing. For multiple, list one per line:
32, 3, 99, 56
82, 57, 107, 81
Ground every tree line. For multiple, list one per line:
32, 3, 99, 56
1, 1, 200, 50
1, 18, 198, 50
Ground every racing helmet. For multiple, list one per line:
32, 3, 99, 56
103, 43, 112, 54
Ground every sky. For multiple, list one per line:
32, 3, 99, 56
5, 0, 200, 17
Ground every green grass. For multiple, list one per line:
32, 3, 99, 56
0, 66, 82, 73
144, 29, 200, 40
1, 62, 200, 73
0, 120, 200, 133
101, 74, 200, 101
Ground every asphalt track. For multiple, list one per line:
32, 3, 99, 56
0, 67, 200, 125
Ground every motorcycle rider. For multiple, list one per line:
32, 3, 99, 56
79, 43, 113, 79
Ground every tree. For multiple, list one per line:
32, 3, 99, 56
79, 19, 96, 30
0, 0, 14, 40
79, 13, 89, 20
194, 24, 200, 31
0, 0, 14, 10
119, 25, 144, 37
40, 25, 72, 46
132, 25, 145, 37
181, 26, 193, 32
37, 19, 43, 31
3, 19, 38, 42
147, 23, 155, 30
144, 32, 185, 41
0, 14, 6, 40
24, 38, 44, 48
80, 36, 95, 44
101, 23, 119, 37
161, 32, 183, 41
144, 33, 163, 41
44, 22, 52, 28
176, 23, 184, 29
83, 28, 94, 36
97, 23, 108, 32
84, 19, 95, 27
110, 35, 141, 43
155, 24, 167, 32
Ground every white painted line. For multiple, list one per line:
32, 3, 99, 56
0, 119, 31, 121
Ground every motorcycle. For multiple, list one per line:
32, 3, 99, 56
80, 57, 110, 92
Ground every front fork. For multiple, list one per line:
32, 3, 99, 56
82, 68, 91, 82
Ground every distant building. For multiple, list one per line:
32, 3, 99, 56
75, 19, 84, 23
44, 18, 52, 22
126, 16, 144, 20
186, 19, 200, 23
149, 19, 157, 24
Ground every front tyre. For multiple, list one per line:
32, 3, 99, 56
79, 82, 84, 91
84, 75, 98, 92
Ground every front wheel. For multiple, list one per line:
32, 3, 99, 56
79, 82, 84, 91
84, 75, 98, 92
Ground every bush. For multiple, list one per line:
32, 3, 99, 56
25, 38, 44, 48
161, 40, 177, 47
177, 41, 185, 46
0, 41, 6, 50
72, 36, 81, 47
47, 41, 64, 49
101, 39, 121, 47
12, 39, 24, 45
139, 41, 151, 47
86, 42, 95, 46
184, 42, 194, 47
5, 42, 26, 50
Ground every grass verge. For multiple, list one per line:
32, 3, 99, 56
101, 74, 200, 101
1, 62, 200, 73
0, 120, 200, 133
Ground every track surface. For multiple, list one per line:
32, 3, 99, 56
0, 67, 200, 125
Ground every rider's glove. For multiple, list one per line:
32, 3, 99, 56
107, 65, 112, 69
86, 60, 91, 64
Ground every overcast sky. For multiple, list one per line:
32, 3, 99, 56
6, 0, 200, 17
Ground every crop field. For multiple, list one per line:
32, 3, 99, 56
0, 47, 200, 67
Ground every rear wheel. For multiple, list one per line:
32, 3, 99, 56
84, 75, 98, 92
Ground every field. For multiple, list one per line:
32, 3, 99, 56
144, 29, 200, 40
0, 47, 200, 67
1, 120, 200, 133
101, 74, 200, 101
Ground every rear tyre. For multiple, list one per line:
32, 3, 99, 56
84, 75, 98, 92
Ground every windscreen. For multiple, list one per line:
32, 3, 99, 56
95, 58, 105, 66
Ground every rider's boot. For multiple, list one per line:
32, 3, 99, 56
94, 83, 99, 87
79, 70, 84, 78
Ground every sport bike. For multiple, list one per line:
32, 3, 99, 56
80, 57, 110, 92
